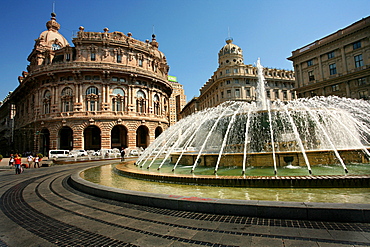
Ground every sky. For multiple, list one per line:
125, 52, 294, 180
0, 0, 369, 102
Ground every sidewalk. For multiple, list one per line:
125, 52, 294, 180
0, 157, 47, 169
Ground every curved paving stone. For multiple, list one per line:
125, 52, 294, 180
1, 161, 370, 246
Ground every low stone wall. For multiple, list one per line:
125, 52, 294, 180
69, 167, 370, 223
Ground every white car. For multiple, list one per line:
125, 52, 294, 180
70, 150, 88, 157
129, 149, 139, 156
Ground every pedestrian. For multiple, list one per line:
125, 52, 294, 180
9, 154, 14, 166
14, 154, 22, 174
120, 147, 126, 161
34, 155, 40, 168
27, 154, 33, 168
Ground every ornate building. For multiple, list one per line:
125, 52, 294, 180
180, 38, 295, 117
4, 13, 172, 155
288, 16, 370, 99
168, 76, 186, 125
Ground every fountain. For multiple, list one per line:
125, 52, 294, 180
128, 59, 370, 183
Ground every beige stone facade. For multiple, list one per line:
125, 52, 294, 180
288, 16, 370, 99
4, 13, 172, 155
180, 38, 295, 117
168, 76, 186, 125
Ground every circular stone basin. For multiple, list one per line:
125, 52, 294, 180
79, 162, 370, 204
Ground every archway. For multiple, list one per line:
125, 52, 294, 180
136, 125, 149, 148
111, 125, 128, 149
84, 125, 101, 150
59, 126, 73, 150
40, 128, 50, 157
155, 126, 163, 138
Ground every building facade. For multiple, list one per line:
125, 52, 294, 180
180, 38, 295, 117
168, 76, 186, 125
288, 16, 370, 99
2, 13, 172, 156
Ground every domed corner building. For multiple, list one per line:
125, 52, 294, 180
10, 13, 172, 155
181, 38, 296, 116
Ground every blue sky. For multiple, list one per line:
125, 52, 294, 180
0, 0, 369, 102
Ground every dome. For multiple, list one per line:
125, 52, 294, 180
37, 13, 69, 50
218, 38, 244, 68
218, 38, 243, 56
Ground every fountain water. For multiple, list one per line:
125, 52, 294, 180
134, 59, 370, 179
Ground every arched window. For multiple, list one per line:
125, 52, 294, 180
112, 88, 125, 111
43, 90, 51, 114
163, 98, 167, 114
136, 90, 146, 113
153, 94, 160, 115
61, 87, 73, 112
86, 86, 99, 111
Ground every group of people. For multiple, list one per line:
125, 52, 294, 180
8, 154, 42, 174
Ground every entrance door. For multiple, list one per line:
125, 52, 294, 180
136, 125, 149, 148
84, 125, 101, 150
59, 126, 73, 150
111, 125, 128, 149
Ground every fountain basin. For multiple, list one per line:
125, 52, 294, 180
117, 161, 370, 188
170, 148, 370, 167
70, 164, 370, 223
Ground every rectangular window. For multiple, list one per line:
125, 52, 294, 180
353, 41, 361, 50
358, 77, 367, 86
117, 55, 122, 63
227, 90, 231, 98
226, 80, 231, 84
307, 60, 313, 67
220, 72, 222, 76
235, 89, 240, 98
112, 77, 118, 82
234, 68, 238, 73
266, 91, 270, 98
308, 71, 315, 81
85, 75, 91, 80
354, 54, 363, 68
327, 51, 335, 59
329, 63, 337, 75
234, 79, 239, 84
221, 91, 224, 98
245, 89, 250, 97
332, 84, 339, 92
226, 69, 230, 74
66, 53, 71, 61
139, 59, 143, 67
91, 53, 96, 61
283, 91, 287, 99
245, 79, 250, 84
359, 91, 368, 99
93, 76, 100, 80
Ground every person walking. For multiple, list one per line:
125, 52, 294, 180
120, 147, 126, 162
34, 155, 41, 168
27, 154, 33, 168
9, 154, 14, 166
14, 154, 22, 174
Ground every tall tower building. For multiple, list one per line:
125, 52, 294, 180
168, 76, 186, 126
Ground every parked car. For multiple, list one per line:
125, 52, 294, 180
129, 149, 139, 156
70, 150, 88, 157
96, 149, 116, 157
49, 150, 70, 159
